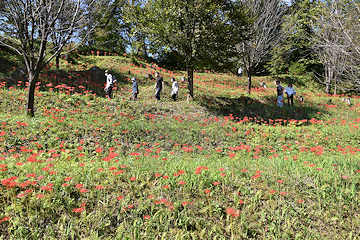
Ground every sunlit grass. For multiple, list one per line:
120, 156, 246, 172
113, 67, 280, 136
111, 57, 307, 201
0, 52, 359, 239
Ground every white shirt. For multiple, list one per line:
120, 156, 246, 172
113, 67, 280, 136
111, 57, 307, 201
238, 68, 243, 74
285, 86, 296, 96
171, 81, 179, 95
105, 73, 113, 89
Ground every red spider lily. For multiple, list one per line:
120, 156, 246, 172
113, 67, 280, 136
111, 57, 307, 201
195, 166, 208, 175
280, 191, 288, 196
178, 181, 185, 185
163, 185, 170, 189
213, 181, 220, 186
79, 188, 88, 193
113, 170, 124, 175
73, 208, 85, 213
182, 201, 189, 206
269, 190, 276, 194
277, 180, 284, 184
130, 177, 136, 181
204, 189, 211, 194
95, 185, 104, 190
117, 196, 123, 200
143, 215, 151, 219
298, 199, 304, 203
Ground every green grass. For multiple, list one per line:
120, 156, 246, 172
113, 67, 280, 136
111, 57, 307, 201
0, 53, 359, 239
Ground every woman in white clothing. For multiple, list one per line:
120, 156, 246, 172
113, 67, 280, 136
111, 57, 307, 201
285, 83, 296, 106
171, 77, 179, 101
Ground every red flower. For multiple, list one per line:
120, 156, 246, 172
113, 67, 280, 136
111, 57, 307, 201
178, 181, 185, 185
73, 208, 85, 213
204, 189, 211, 194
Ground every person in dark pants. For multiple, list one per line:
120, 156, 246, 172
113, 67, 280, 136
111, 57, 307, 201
131, 77, 139, 100
170, 77, 179, 101
285, 83, 296, 106
104, 70, 115, 99
276, 80, 284, 107
153, 72, 164, 101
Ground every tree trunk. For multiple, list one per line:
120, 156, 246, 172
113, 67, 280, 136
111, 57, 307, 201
187, 66, 194, 98
56, 55, 60, 70
334, 78, 337, 95
247, 67, 252, 94
325, 65, 332, 94
26, 73, 37, 117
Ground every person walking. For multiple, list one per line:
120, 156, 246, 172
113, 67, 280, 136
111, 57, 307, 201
285, 83, 296, 106
170, 77, 179, 101
276, 81, 284, 107
153, 72, 164, 101
131, 77, 139, 100
104, 70, 116, 99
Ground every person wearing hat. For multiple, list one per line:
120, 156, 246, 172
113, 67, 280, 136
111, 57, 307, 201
131, 77, 139, 100
104, 70, 115, 99
170, 77, 179, 101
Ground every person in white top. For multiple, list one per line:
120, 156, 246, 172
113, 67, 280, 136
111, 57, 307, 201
104, 70, 116, 99
171, 77, 179, 101
285, 83, 296, 106
237, 67, 243, 77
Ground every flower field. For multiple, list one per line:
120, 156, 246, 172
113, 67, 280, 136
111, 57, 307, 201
0, 54, 360, 239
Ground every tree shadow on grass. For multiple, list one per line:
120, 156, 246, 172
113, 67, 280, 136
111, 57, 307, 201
197, 94, 322, 125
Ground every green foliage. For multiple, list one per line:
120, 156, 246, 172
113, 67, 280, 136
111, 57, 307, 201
268, 0, 320, 75
1, 54, 360, 239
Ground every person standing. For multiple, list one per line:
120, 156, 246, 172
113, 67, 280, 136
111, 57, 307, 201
170, 77, 179, 101
285, 83, 296, 106
153, 72, 164, 101
104, 70, 116, 99
237, 67, 243, 77
131, 77, 139, 100
276, 81, 284, 107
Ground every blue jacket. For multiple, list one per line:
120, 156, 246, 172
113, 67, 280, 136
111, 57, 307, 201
132, 81, 138, 93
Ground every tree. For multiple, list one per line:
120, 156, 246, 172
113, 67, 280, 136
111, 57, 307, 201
130, 0, 246, 98
268, 0, 318, 75
235, 0, 286, 94
81, 0, 128, 54
310, 0, 360, 93
0, 0, 110, 117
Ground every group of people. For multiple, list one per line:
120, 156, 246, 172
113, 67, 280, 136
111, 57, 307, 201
104, 70, 179, 101
276, 81, 296, 107
106, 69, 297, 107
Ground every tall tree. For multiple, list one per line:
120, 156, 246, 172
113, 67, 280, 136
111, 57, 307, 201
235, 0, 286, 94
130, 0, 246, 98
310, 0, 360, 93
268, 0, 318, 75
0, 0, 110, 117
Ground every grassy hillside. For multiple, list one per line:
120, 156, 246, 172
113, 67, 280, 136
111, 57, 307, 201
0, 53, 360, 239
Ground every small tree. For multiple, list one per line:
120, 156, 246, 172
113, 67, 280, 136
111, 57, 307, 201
235, 0, 286, 94
0, 0, 110, 117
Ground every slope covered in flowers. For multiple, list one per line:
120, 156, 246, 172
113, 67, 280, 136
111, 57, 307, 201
0, 53, 360, 239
